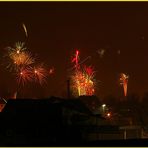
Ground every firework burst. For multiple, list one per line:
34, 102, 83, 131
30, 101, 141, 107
3, 41, 52, 98
120, 73, 129, 97
17, 67, 33, 86
12, 51, 34, 67
71, 66, 95, 96
33, 64, 48, 85
6, 42, 35, 71
8, 42, 26, 55
70, 50, 96, 97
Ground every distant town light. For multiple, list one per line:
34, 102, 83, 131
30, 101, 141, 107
102, 104, 106, 108
107, 113, 111, 117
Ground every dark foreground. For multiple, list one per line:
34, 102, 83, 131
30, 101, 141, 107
0, 98, 148, 146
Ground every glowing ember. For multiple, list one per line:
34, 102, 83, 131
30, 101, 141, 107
120, 73, 129, 97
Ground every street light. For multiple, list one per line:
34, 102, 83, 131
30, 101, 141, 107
102, 104, 106, 108
102, 104, 106, 114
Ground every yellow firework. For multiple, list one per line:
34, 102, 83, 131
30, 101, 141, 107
6, 42, 35, 71
12, 51, 35, 67
71, 66, 95, 97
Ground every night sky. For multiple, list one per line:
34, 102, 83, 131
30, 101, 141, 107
0, 2, 148, 99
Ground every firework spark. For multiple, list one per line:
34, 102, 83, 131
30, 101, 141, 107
117, 50, 121, 55
72, 50, 80, 69
4, 41, 51, 98
8, 42, 26, 54
120, 73, 129, 97
71, 65, 95, 97
33, 64, 48, 85
12, 51, 34, 67
79, 56, 91, 66
49, 67, 55, 75
84, 65, 94, 77
22, 23, 28, 37
68, 56, 91, 72
97, 48, 105, 58
82, 65, 95, 95
71, 70, 95, 96
6, 42, 34, 71
70, 50, 96, 96
17, 67, 33, 86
